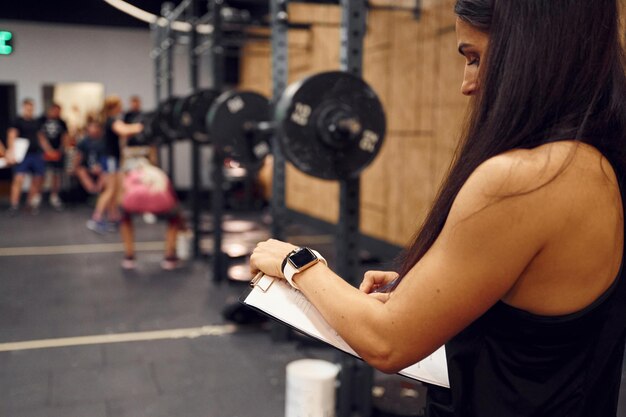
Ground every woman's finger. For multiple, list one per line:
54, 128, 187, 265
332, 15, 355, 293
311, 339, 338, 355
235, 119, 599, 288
360, 270, 398, 293
368, 292, 391, 303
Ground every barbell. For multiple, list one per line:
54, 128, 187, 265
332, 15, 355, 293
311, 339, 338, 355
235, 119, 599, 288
207, 71, 386, 180
134, 71, 386, 180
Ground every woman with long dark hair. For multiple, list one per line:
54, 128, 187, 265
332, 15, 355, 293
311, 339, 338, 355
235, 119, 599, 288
251, 0, 626, 415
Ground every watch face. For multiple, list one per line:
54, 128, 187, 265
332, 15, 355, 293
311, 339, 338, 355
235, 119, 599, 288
288, 248, 317, 269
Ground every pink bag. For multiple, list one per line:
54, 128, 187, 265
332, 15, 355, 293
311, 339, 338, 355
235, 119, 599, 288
121, 163, 177, 214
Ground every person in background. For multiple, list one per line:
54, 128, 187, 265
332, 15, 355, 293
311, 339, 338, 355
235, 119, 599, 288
123, 95, 158, 164
119, 158, 181, 270
73, 119, 105, 195
123, 96, 142, 125
5, 98, 55, 216
87, 95, 143, 234
40, 103, 69, 210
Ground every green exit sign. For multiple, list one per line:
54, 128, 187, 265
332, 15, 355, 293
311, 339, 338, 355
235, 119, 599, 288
0, 31, 13, 55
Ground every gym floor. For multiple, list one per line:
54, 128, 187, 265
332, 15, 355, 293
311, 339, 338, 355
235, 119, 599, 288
0, 203, 339, 417
2, 203, 626, 417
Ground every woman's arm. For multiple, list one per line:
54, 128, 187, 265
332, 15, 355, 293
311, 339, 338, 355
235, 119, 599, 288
111, 120, 143, 137
251, 151, 561, 373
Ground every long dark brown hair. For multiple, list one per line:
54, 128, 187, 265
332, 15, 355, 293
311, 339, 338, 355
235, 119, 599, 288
397, 0, 626, 278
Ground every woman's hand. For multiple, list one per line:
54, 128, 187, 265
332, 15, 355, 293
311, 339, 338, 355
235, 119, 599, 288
5, 149, 16, 165
360, 270, 399, 303
250, 239, 299, 278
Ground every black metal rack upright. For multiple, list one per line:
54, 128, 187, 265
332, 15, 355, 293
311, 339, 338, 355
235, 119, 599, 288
152, 1, 198, 185
265, 1, 374, 414
336, 2, 373, 416
270, 0, 289, 243
269, 0, 291, 341
209, 0, 227, 282
150, 0, 226, 262
189, 0, 203, 258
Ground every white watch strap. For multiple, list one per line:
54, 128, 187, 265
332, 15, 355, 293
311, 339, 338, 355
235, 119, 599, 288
283, 249, 326, 290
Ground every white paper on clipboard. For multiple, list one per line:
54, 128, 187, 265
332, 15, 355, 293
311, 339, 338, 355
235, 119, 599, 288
0, 138, 30, 169
242, 274, 450, 388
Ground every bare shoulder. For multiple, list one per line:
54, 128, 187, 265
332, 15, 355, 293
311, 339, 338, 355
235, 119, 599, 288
451, 141, 618, 226
471, 141, 614, 194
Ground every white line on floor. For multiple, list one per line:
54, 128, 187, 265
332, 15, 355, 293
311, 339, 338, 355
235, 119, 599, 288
0, 235, 334, 257
0, 324, 239, 352
0, 241, 165, 257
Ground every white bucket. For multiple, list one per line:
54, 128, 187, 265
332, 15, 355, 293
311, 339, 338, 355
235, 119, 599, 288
285, 359, 340, 417
176, 230, 193, 261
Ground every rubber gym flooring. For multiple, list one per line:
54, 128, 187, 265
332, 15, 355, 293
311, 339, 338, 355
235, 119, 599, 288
2, 202, 626, 416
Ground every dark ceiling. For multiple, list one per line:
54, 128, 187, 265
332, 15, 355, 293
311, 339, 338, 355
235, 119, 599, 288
0, 0, 273, 29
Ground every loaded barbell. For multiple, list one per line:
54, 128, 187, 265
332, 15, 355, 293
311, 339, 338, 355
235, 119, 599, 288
132, 71, 386, 180
206, 71, 386, 180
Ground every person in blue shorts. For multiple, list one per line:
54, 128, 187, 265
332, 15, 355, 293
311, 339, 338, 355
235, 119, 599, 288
6, 98, 54, 215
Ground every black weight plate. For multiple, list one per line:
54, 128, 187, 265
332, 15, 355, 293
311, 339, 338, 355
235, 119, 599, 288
132, 111, 160, 145
174, 89, 221, 143
207, 90, 271, 171
156, 97, 184, 142
275, 71, 386, 180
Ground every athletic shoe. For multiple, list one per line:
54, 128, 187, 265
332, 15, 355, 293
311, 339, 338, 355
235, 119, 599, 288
142, 213, 157, 224
160, 256, 180, 271
86, 219, 108, 235
30, 194, 41, 208
121, 256, 136, 270
49, 194, 63, 210
106, 220, 120, 233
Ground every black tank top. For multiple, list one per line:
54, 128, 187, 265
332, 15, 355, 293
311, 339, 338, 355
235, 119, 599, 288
104, 116, 121, 160
427, 153, 626, 417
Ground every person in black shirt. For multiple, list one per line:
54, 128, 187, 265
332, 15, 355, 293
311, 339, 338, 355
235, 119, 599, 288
40, 103, 69, 210
123, 95, 158, 162
87, 95, 143, 234
123, 95, 142, 147
6, 98, 54, 215
250, 1, 626, 416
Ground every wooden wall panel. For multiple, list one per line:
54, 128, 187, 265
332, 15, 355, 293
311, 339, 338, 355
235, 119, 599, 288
285, 166, 340, 223
239, 1, 474, 247
387, 11, 421, 133
238, 43, 272, 96
284, 19, 341, 223
288, 4, 342, 26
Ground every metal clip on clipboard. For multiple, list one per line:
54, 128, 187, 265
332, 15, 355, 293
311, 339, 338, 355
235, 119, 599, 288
250, 272, 275, 293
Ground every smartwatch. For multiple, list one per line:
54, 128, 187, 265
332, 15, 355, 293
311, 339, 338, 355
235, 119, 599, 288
282, 247, 326, 289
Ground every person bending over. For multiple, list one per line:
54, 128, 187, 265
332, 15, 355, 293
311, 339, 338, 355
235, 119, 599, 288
119, 158, 181, 270
251, 1, 626, 416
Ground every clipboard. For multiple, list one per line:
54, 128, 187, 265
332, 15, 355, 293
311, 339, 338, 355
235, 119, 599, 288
240, 273, 450, 388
